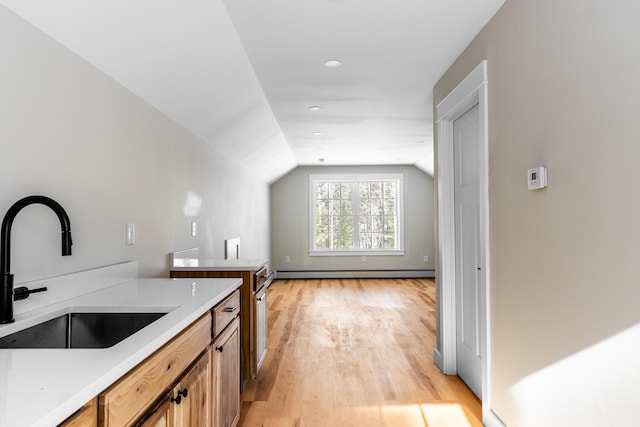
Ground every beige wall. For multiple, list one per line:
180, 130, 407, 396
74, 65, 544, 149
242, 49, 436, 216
0, 7, 270, 281
270, 165, 435, 274
434, 0, 640, 425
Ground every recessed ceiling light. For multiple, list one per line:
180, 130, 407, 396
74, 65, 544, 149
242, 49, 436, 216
309, 106, 323, 111
416, 140, 425, 144
324, 59, 342, 68
318, 158, 326, 163
312, 131, 323, 136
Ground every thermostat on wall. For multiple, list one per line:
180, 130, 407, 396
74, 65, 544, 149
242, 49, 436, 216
527, 166, 547, 190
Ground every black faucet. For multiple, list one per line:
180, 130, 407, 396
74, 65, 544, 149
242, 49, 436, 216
0, 196, 72, 324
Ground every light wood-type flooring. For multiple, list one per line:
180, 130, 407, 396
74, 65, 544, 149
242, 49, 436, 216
240, 278, 482, 427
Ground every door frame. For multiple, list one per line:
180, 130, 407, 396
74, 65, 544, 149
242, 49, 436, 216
433, 61, 501, 426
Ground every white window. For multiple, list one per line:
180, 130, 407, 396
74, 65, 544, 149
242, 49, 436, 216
309, 173, 404, 256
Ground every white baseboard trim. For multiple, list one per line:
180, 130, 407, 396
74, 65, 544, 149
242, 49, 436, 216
484, 410, 506, 427
274, 269, 435, 279
433, 348, 444, 372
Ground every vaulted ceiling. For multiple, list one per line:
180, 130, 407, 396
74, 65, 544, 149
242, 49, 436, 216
0, 0, 504, 183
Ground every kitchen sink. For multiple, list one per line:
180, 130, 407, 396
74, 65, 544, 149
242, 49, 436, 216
0, 312, 168, 349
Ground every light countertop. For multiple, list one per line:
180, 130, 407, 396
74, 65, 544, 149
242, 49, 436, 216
0, 272, 241, 427
170, 257, 268, 271
170, 247, 268, 272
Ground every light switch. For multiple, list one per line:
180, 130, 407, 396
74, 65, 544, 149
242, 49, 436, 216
191, 221, 197, 237
126, 223, 135, 245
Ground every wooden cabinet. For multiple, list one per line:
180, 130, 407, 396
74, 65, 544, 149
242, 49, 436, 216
171, 266, 268, 389
136, 290, 240, 427
254, 285, 267, 374
59, 398, 98, 427
60, 287, 242, 427
212, 317, 240, 427
99, 314, 211, 427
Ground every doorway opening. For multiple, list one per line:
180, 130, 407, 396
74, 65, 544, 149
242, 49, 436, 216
434, 61, 501, 426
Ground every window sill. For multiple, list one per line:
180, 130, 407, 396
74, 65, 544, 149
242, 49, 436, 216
309, 250, 405, 257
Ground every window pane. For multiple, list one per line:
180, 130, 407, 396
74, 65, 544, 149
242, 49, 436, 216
329, 183, 341, 199
371, 215, 383, 233
316, 182, 328, 199
359, 232, 372, 248
383, 182, 395, 197
384, 199, 395, 215
359, 182, 370, 198
316, 200, 329, 215
361, 198, 371, 215
370, 182, 382, 198
331, 199, 342, 216
384, 216, 395, 232
340, 199, 352, 215
383, 234, 395, 249
372, 198, 384, 215
341, 183, 352, 198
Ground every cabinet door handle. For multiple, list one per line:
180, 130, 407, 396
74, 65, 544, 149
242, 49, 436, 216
223, 307, 238, 313
171, 388, 188, 405
216, 345, 224, 352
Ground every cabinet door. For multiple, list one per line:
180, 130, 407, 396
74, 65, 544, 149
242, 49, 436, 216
171, 349, 211, 427
255, 287, 268, 374
212, 317, 240, 427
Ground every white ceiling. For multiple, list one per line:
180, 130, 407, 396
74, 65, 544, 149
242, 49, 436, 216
0, 0, 504, 183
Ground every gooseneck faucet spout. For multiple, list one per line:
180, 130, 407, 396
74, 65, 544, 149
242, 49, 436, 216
0, 196, 72, 324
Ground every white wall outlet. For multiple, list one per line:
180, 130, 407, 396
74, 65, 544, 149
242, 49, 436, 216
362, 255, 366, 262
424, 255, 429, 263
528, 166, 548, 190
285, 255, 291, 263
126, 223, 135, 245
191, 221, 197, 237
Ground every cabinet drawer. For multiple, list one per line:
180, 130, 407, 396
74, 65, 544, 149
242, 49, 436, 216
213, 289, 240, 338
99, 313, 211, 427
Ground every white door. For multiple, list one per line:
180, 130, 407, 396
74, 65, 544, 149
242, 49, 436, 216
453, 104, 483, 399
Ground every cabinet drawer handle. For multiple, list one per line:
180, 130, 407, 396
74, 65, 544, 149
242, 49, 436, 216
216, 345, 224, 352
223, 307, 238, 313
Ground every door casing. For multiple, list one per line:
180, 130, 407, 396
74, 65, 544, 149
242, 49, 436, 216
434, 61, 502, 426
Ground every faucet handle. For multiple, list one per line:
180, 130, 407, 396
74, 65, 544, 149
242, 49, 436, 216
13, 286, 48, 301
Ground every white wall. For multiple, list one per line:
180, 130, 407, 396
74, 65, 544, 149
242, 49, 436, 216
271, 165, 435, 274
0, 7, 270, 283
434, 0, 640, 425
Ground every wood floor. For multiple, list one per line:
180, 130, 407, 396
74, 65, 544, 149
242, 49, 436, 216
240, 278, 482, 427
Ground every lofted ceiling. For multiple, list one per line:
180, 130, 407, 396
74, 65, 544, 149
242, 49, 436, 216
0, 0, 504, 183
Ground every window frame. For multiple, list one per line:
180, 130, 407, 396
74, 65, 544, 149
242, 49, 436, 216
308, 173, 405, 256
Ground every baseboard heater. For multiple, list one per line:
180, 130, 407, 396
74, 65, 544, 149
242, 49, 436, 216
274, 269, 435, 279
